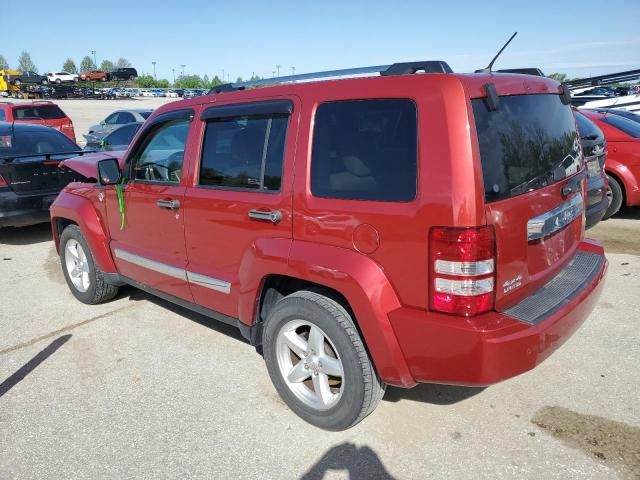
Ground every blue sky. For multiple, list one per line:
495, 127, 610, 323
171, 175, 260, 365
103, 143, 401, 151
2, 0, 639, 81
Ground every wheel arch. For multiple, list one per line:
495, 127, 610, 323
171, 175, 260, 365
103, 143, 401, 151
240, 241, 416, 388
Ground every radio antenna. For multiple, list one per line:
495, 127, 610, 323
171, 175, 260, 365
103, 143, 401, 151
476, 32, 518, 73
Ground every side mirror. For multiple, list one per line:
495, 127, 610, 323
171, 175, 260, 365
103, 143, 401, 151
97, 158, 121, 185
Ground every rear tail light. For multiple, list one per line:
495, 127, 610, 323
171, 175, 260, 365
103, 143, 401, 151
429, 226, 496, 316
0, 174, 7, 187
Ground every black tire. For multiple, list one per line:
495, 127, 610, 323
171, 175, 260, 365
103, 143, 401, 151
603, 174, 623, 220
263, 290, 385, 430
13, 79, 21, 86
60, 225, 119, 304
55, 78, 61, 84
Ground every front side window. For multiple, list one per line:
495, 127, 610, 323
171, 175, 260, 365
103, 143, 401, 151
131, 118, 189, 183
310, 99, 417, 202
199, 114, 288, 191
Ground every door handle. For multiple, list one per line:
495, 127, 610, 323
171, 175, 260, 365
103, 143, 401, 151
156, 199, 180, 210
248, 209, 282, 224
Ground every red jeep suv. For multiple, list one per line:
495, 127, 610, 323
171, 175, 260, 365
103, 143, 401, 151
51, 63, 608, 430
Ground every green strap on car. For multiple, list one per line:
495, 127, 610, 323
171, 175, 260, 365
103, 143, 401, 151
114, 177, 127, 230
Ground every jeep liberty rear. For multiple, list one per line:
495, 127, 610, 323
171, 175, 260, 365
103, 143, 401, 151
51, 63, 607, 430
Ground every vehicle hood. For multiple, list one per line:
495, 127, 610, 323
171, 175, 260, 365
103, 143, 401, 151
61, 151, 125, 180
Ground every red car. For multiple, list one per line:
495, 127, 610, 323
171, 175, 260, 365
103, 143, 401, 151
0, 101, 76, 142
580, 109, 640, 218
51, 64, 607, 430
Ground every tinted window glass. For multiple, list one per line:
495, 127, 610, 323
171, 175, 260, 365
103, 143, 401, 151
131, 119, 189, 183
472, 94, 580, 202
602, 114, 640, 138
140, 111, 152, 120
574, 111, 602, 140
118, 112, 135, 124
13, 106, 66, 120
199, 114, 288, 191
310, 99, 417, 202
0, 129, 78, 156
0, 110, 6, 121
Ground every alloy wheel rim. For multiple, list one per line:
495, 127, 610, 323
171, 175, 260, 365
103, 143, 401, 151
606, 184, 613, 207
65, 239, 90, 292
275, 320, 344, 411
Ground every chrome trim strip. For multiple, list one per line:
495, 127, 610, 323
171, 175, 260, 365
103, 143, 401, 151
527, 194, 584, 241
113, 248, 231, 294
186, 271, 231, 294
114, 248, 187, 281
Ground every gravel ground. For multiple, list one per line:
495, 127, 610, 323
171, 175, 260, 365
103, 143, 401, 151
0, 199, 639, 476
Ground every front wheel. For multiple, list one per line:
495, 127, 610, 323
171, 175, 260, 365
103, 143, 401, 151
60, 225, 119, 304
263, 290, 385, 430
603, 174, 623, 220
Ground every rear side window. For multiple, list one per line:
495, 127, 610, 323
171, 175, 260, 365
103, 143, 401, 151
602, 114, 640, 138
472, 94, 580, 202
574, 111, 602, 140
13, 106, 66, 120
140, 111, 152, 120
105, 123, 140, 146
310, 99, 417, 202
199, 114, 288, 191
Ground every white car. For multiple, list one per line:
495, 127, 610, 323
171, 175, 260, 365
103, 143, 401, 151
47, 71, 79, 84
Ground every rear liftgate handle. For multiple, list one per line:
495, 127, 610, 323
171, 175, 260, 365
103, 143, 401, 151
248, 209, 282, 224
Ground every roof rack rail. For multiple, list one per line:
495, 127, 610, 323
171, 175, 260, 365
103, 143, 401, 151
496, 68, 546, 77
207, 61, 452, 94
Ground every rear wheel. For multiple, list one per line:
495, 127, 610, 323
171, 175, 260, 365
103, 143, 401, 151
263, 290, 385, 430
55, 78, 61, 84
60, 225, 119, 304
13, 79, 21, 86
603, 174, 623, 220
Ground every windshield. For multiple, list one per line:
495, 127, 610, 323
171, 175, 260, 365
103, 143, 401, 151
472, 94, 581, 202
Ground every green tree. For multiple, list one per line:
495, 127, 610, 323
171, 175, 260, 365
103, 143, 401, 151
136, 74, 155, 88
17, 51, 37, 73
175, 75, 205, 89
210, 75, 222, 87
235, 76, 243, 83
79, 56, 96, 72
116, 57, 132, 68
0, 54, 9, 70
100, 59, 115, 72
249, 74, 262, 81
62, 58, 77, 73
155, 78, 170, 88
203, 74, 210, 88
548, 72, 567, 82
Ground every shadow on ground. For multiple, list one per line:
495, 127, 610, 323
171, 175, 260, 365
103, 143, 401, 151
613, 206, 640, 220
0, 222, 52, 246
384, 383, 485, 405
301, 442, 396, 480
121, 286, 248, 344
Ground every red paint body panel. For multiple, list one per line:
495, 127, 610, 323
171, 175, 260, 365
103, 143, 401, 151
0, 102, 76, 142
581, 110, 640, 206
62, 151, 125, 180
389, 241, 607, 386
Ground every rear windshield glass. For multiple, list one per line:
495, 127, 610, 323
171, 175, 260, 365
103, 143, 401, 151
472, 94, 580, 202
13, 106, 66, 120
574, 111, 602, 140
0, 129, 78, 158
602, 114, 640, 138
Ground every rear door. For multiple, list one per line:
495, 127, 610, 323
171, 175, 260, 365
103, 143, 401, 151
472, 93, 585, 309
182, 98, 298, 318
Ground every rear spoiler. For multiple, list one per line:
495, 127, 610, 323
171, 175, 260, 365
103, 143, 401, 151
1, 150, 95, 164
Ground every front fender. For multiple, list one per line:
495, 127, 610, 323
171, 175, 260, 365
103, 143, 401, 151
238, 239, 416, 388
51, 190, 117, 273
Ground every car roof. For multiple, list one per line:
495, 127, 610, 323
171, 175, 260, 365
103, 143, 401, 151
0, 121, 65, 134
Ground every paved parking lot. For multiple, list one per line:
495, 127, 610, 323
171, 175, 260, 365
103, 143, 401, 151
1, 209, 639, 479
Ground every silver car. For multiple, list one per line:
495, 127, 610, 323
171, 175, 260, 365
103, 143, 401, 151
85, 109, 153, 140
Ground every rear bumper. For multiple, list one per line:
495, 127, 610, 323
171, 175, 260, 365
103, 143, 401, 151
0, 189, 55, 228
388, 240, 607, 387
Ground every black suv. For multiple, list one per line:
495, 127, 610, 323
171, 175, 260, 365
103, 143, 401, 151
573, 109, 608, 229
108, 68, 138, 81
